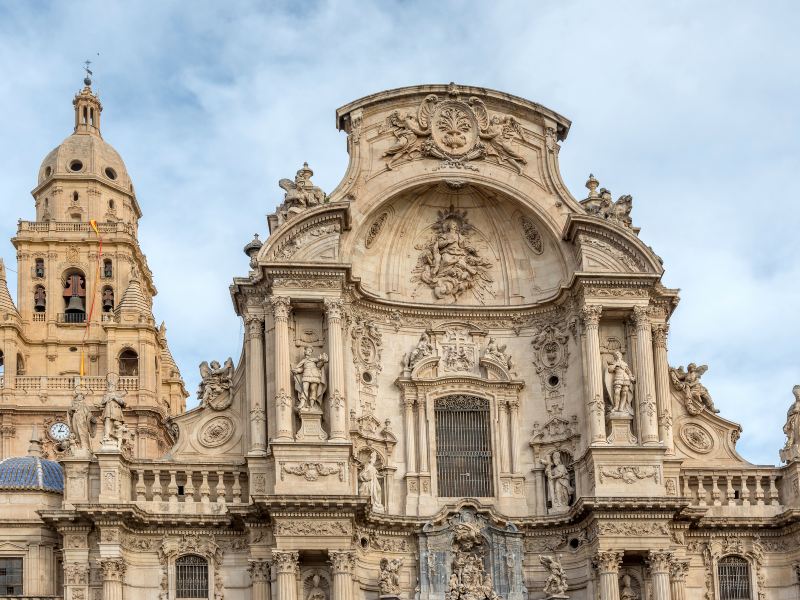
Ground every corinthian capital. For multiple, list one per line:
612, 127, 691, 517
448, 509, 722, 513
270, 296, 292, 322
329, 549, 356, 573
99, 558, 126, 580
593, 550, 623, 574
272, 550, 299, 574
245, 315, 265, 340
647, 549, 673, 574
580, 304, 602, 328
669, 559, 689, 582
632, 305, 650, 329
324, 296, 344, 320
248, 559, 271, 582
651, 323, 669, 349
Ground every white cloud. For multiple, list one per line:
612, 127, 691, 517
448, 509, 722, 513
0, 0, 797, 464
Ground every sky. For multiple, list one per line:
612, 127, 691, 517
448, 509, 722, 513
0, 1, 797, 466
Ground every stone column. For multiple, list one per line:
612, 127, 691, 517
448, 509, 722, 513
508, 398, 520, 474
100, 558, 125, 600
270, 296, 293, 441
404, 398, 417, 474
594, 551, 623, 600
273, 551, 299, 600
324, 297, 347, 441
246, 315, 267, 454
652, 323, 674, 454
632, 306, 659, 445
329, 550, 356, 600
648, 550, 673, 600
580, 305, 606, 444
669, 560, 689, 600
497, 400, 510, 473
417, 397, 429, 473
249, 559, 272, 600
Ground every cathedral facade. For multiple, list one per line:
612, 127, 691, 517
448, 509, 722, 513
0, 81, 798, 600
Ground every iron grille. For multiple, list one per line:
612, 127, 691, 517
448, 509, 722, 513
176, 554, 209, 599
435, 395, 493, 498
718, 556, 751, 600
0, 557, 23, 596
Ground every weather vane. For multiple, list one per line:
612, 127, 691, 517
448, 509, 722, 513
83, 59, 93, 86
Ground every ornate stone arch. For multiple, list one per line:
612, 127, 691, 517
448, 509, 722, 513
158, 534, 224, 600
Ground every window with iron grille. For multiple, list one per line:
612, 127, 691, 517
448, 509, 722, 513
435, 395, 494, 497
0, 557, 23, 596
718, 556, 751, 600
176, 554, 209, 599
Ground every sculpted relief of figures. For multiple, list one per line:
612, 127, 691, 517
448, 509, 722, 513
381, 87, 527, 172
198, 358, 234, 410
276, 162, 326, 225
293, 347, 329, 412
780, 385, 800, 463
670, 363, 719, 415
379, 558, 403, 596
483, 337, 513, 372
581, 174, 634, 229
412, 206, 494, 304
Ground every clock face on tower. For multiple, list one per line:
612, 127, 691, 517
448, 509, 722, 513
49, 422, 70, 442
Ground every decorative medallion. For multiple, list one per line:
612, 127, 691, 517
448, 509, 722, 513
679, 423, 713, 453
520, 216, 543, 254
199, 416, 235, 448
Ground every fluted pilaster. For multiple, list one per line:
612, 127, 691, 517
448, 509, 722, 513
652, 323, 674, 453
594, 551, 623, 600
648, 550, 673, 600
246, 314, 267, 454
329, 550, 356, 600
580, 305, 606, 444
249, 559, 272, 600
270, 296, 293, 441
324, 297, 348, 441
669, 559, 689, 600
273, 550, 299, 600
632, 306, 659, 445
100, 558, 125, 600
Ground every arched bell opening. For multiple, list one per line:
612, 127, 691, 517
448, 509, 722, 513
61, 268, 86, 323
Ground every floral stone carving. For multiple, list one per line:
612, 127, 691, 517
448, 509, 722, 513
381, 87, 527, 172
412, 206, 494, 304
679, 423, 713, 453
199, 416, 235, 448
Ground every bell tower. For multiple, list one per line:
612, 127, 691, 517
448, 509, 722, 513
0, 72, 187, 460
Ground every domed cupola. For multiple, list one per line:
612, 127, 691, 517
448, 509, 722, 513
0, 429, 63, 494
33, 71, 140, 223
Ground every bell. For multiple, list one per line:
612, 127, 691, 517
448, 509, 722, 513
65, 295, 85, 314
34, 297, 46, 312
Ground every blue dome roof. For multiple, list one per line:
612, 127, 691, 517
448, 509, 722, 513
0, 456, 63, 493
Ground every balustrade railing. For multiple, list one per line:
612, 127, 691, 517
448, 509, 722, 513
131, 464, 248, 509
681, 469, 782, 508
18, 220, 134, 235
10, 375, 138, 391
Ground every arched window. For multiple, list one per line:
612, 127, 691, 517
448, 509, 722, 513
718, 556, 751, 599
118, 349, 139, 376
103, 259, 113, 278
175, 554, 208, 599
0, 350, 5, 378
102, 287, 114, 312
34, 258, 45, 278
16, 354, 25, 376
34, 285, 46, 312
434, 395, 493, 497
63, 270, 86, 323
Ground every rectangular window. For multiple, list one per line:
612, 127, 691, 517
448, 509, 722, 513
718, 556, 751, 600
0, 557, 23, 596
435, 395, 494, 498
176, 555, 209, 599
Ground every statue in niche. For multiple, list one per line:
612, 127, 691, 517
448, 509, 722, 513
358, 450, 385, 512
293, 346, 328, 411
670, 363, 719, 414
405, 332, 434, 369
605, 351, 635, 415
780, 385, 800, 463
619, 574, 637, 600
306, 575, 327, 600
100, 373, 127, 448
277, 162, 326, 224
412, 206, 494, 304
539, 555, 568, 599
379, 558, 403, 596
198, 358, 234, 410
541, 451, 573, 510
68, 386, 95, 457
483, 337, 513, 371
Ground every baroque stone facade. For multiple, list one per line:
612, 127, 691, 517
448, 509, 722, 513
0, 80, 798, 600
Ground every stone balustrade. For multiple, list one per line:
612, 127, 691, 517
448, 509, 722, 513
131, 463, 248, 510
18, 220, 135, 235
10, 375, 138, 391
681, 469, 782, 511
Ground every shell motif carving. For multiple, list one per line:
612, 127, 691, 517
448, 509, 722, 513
199, 416, 235, 448
680, 423, 713, 453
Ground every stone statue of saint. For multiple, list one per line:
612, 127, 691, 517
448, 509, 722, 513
68, 386, 95, 457
359, 450, 384, 512
781, 385, 800, 463
620, 574, 637, 600
484, 337, 513, 371
539, 555, 568, 599
606, 351, 635, 414
542, 451, 573, 510
407, 332, 434, 367
100, 373, 127, 448
293, 347, 328, 411
306, 575, 326, 600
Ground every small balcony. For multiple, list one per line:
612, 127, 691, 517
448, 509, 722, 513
57, 312, 86, 324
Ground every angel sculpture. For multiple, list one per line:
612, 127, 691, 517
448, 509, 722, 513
539, 555, 569, 599
670, 363, 719, 414
198, 358, 234, 410
382, 110, 429, 169
484, 337, 512, 371
292, 347, 328, 411
603, 194, 634, 228
605, 350, 636, 415
479, 115, 527, 173
276, 163, 325, 224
